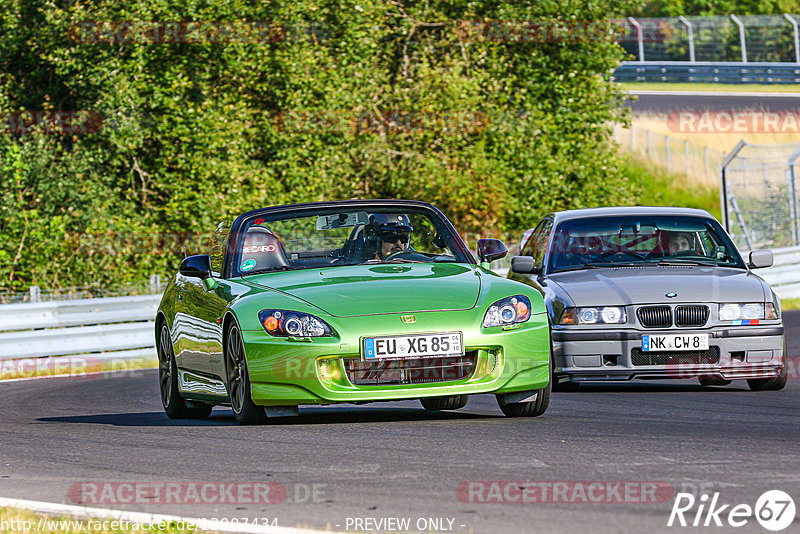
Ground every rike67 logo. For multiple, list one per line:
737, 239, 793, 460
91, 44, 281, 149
668, 490, 796, 531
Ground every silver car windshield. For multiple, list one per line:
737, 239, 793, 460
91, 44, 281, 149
548, 216, 746, 272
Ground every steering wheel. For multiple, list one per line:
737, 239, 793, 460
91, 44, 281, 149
670, 250, 703, 257
383, 250, 407, 261
383, 250, 432, 262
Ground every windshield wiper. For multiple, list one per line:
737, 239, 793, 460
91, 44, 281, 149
591, 262, 645, 268
554, 261, 648, 272
553, 264, 596, 272
658, 259, 716, 267
242, 266, 298, 275
360, 258, 425, 265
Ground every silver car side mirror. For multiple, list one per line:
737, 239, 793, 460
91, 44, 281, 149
511, 256, 539, 274
748, 250, 773, 269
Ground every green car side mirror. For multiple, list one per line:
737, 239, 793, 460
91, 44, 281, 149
179, 254, 212, 279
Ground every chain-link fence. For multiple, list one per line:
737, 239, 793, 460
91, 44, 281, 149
613, 123, 726, 186
616, 14, 800, 62
721, 141, 800, 251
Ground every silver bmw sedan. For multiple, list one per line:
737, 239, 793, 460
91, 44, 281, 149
510, 207, 787, 391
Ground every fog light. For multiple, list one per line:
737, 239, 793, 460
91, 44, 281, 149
318, 360, 332, 382
486, 351, 497, 373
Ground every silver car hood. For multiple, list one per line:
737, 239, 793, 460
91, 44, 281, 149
548, 266, 767, 306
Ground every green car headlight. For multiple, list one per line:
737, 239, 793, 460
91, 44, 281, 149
258, 309, 333, 337
560, 307, 627, 325
483, 295, 532, 328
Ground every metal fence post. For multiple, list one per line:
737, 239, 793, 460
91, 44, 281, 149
628, 17, 645, 61
730, 15, 747, 63
684, 141, 690, 176
720, 156, 728, 233
678, 16, 695, 62
666, 135, 671, 171
704, 147, 709, 178
29, 286, 40, 303
784, 14, 800, 64
149, 274, 162, 294
647, 130, 653, 158
720, 142, 745, 240
788, 146, 800, 245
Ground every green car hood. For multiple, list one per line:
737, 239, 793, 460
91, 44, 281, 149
242, 263, 481, 317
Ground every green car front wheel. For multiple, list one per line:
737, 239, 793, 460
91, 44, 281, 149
225, 324, 267, 424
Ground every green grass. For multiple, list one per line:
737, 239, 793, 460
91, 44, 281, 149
782, 298, 800, 310
619, 153, 722, 220
620, 82, 800, 93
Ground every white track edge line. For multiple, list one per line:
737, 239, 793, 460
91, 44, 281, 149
0, 497, 337, 534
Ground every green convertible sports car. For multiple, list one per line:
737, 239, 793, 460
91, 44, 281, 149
155, 200, 551, 424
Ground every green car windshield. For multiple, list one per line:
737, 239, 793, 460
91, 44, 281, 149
232, 207, 470, 276
548, 215, 746, 272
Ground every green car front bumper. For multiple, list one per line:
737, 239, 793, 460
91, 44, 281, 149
241, 309, 550, 406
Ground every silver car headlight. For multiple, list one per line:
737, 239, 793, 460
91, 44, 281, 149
719, 303, 778, 321
483, 295, 532, 328
560, 306, 627, 325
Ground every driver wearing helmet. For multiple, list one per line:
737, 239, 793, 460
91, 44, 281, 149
668, 232, 693, 256
365, 213, 414, 261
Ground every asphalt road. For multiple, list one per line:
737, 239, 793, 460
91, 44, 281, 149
1, 311, 798, 534
627, 91, 800, 115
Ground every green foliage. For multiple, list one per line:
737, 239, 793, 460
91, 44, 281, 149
635, 0, 800, 16
0, 0, 633, 291
781, 297, 800, 310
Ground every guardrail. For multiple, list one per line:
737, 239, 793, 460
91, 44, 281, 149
614, 62, 800, 83
613, 14, 800, 84
0, 294, 160, 378
758, 246, 800, 299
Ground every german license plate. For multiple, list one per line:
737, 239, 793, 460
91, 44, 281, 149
363, 332, 464, 360
642, 333, 709, 352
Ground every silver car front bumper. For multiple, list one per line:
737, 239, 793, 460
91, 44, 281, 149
552, 325, 785, 382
